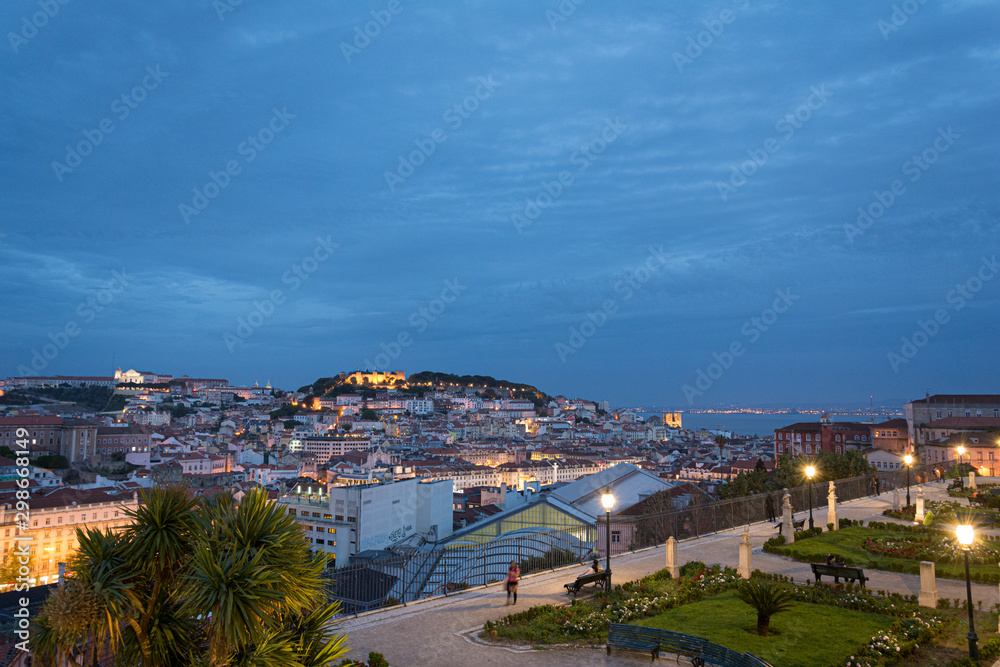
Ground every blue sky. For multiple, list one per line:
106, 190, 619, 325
1, 0, 998, 409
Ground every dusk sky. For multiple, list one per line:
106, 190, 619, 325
2, 1, 998, 409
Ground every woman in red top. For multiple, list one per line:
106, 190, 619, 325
506, 561, 520, 605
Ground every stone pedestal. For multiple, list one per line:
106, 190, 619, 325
915, 497, 925, 523
665, 536, 679, 579
738, 529, 752, 579
918, 561, 938, 608
826, 481, 838, 530
893, 488, 900, 511
970, 472, 977, 490
782, 489, 795, 544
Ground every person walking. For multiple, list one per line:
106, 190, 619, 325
506, 561, 520, 605
874, 475, 881, 495
764, 493, 776, 522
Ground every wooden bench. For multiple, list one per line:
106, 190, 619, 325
810, 563, 868, 587
607, 623, 772, 665
564, 570, 609, 596
774, 519, 804, 534
967, 511, 997, 526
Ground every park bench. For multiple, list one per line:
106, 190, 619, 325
563, 570, 609, 596
774, 519, 804, 534
967, 511, 997, 526
810, 563, 869, 587
607, 623, 772, 665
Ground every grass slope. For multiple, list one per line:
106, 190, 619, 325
635, 590, 894, 667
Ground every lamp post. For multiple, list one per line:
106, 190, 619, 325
805, 465, 816, 530
956, 524, 979, 661
904, 454, 913, 507
601, 489, 615, 591
957, 445, 966, 490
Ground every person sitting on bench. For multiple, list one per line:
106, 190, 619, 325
834, 556, 846, 567
825, 554, 836, 566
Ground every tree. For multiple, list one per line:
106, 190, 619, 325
30, 486, 350, 667
717, 469, 771, 500
35, 454, 69, 469
632, 490, 676, 548
359, 408, 378, 421
715, 434, 728, 460
735, 580, 796, 636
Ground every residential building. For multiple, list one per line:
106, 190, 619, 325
0, 415, 98, 463
773, 413, 871, 458
904, 394, 1000, 447
0, 487, 138, 586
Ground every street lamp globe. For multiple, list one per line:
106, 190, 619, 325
805, 465, 815, 479
904, 454, 913, 466
957, 524, 974, 547
602, 491, 615, 511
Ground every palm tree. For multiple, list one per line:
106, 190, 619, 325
715, 435, 728, 461
734, 580, 796, 636
30, 486, 351, 667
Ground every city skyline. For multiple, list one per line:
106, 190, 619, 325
2, 2, 998, 408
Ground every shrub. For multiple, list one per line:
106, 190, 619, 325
763, 534, 786, 553
679, 560, 707, 578
794, 526, 823, 541
980, 636, 1000, 662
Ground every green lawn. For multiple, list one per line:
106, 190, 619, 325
772, 527, 1000, 583
635, 590, 894, 667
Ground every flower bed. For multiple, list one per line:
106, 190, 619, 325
863, 534, 1000, 566
482, 561, 741, 642
765, 525, 1000, 584
483, 567, 955, 666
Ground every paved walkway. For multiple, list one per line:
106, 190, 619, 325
340, 480, 999, 666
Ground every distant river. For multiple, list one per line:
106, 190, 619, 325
634, 411, 900, 438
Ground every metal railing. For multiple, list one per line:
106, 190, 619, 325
323, 465, 944, 615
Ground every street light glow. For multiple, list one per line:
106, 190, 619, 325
957, 445, 966, 456
957, 524, 974, 547
805, 465, 815, 479
904, 454, 913, 466
602, 491, 615, 511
